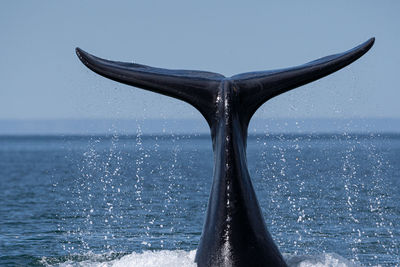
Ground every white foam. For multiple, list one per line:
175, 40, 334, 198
285, 253, 362, 267
50, 250, 197, 267
105, 250, 197, 267
46, 250, 364, 267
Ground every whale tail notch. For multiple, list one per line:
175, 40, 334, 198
76, 38, 374, 129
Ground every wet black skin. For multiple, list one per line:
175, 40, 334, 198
198, 80, 287, 266
75, 38, 374, 266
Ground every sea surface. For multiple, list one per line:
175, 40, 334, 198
0, 133, 399, 266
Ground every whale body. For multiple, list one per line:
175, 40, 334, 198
76, 38, 374, 267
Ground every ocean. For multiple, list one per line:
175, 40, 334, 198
0, 133, 399, 266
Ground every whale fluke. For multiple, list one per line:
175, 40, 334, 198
76, 38, 374, 128
76, 38, 374, 267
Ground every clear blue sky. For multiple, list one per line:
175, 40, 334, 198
0, 1, 399, 122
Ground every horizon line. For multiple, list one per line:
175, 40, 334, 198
1, 118, 400, 135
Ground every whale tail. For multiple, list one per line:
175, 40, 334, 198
76, 38, 374, 127
76, 38, 374, 267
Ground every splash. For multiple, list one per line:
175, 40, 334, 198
42, 250, 364, 267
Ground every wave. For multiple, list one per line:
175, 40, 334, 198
41, 250, 363, 267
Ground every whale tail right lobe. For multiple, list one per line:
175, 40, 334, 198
233, 38, 375, 127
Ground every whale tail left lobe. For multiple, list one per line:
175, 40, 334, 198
75, 48, 223, 127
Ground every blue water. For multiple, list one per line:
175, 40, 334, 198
0, 133, 399, 266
